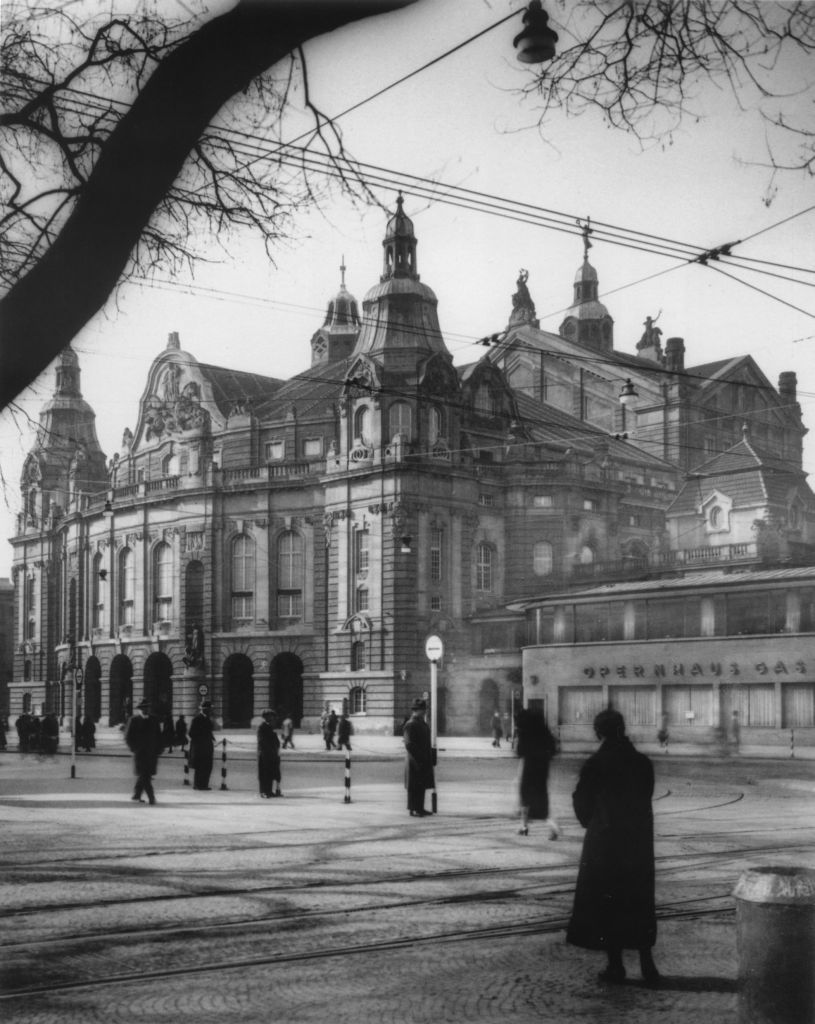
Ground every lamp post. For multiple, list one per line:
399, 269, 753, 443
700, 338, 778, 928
424, 634, 443, 814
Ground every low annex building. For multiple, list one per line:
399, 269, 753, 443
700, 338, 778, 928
8, 198, 815, 739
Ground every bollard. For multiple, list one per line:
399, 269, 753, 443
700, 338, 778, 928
734, 866, 815, 1024
219, 738, 228, 791
183, 748, 190, 786
344, 752, 351, 804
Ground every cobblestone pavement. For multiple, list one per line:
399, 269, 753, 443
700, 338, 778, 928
0, 742, 813, 1024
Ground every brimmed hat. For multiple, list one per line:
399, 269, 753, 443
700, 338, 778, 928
136, 699, 151, 711
261, 708, 275, 720
411, 698, 427, 712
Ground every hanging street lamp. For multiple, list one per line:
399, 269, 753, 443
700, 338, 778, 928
514, 1, 559, 65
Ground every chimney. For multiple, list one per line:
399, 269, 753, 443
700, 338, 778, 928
778, 371, 797, 401
665, 337, 685, 373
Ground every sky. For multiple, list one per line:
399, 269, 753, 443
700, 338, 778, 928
2, 0, 814, 578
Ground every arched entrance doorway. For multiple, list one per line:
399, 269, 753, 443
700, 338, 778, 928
144, 652, 173, 721
223, 654, 254, 727
84, 656, 102, 722
109, 655, 133, 726
269, 653, 304, 727
478, 678, 500, 734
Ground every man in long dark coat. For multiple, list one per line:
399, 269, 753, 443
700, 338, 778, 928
188, 701, 215, 791
403, 699, 434, 817
124, 699, 162, 805
257, 709, 282, 798
566, 709, 660, 985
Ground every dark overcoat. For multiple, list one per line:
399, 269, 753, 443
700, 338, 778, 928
124, 713, 162, 777
257, 720, 281, 795
188, 712, 215, 772
403, 714, 434, 811
517, 717, 557, 819
566, 736, 656, 951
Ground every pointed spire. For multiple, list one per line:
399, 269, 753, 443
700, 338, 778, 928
167, 331, 181, 350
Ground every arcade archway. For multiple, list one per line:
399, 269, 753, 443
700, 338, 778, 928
109, 654, 133, 726
84, 656, 102, 722
223, 654, 254, 727
478, 678, 500, 734
144, 652, 174, 721
270, 653, 304, 727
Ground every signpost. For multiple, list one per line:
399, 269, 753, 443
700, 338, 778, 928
424, 634, 443, 814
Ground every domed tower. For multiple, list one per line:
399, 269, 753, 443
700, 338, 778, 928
351, 194, 450, 372
559, 226, 614, 352
20, 346, 108, 524
310, 259, 361, 366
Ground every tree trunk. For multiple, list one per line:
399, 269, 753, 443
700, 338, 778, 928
0, 0, 414, 410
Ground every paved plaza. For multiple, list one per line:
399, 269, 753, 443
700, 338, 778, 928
1, 731, 814, 1024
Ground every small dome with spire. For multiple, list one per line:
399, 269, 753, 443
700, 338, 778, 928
559, 221, 614, 352
310, 260, 362, 366
323, 259, 361, 331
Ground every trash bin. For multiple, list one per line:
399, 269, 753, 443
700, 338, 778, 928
733, 866, 815, 1024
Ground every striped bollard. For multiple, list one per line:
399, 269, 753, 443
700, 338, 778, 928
220, 737, 228, 791
344, 752, 351, 804
183, 748, 190, 786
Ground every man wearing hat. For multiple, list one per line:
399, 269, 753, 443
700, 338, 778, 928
257, 709, 282, 798
124, 699, 162, 805
188, 700, 216, 791
403, 699, 434, 817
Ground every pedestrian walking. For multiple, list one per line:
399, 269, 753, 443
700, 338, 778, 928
257, 709, 282, 798
124, 699, 162, 805
515, 707, 560, 839
566, 709, 660, 986
188, 701, 216, 791
280, 712, 295, 749
41, 712, 60, 755
657, 713, 669, 751
403, 699, 434, 817
321, 706, 337, 750
729, 709, 741, 755
161, 714, 175, 753
174, 713, 188, 752
337, 712, 353, 752
82, 714, 96, 752
491, 711, 504, 748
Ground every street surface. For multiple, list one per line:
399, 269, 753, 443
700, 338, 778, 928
1, 732, 814, 1023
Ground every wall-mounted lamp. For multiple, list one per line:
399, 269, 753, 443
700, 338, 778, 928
400, 535, 412, 554
618, 379, 638, 406
102, 499, 113, 519
97, 569, 108, 581
514, 1, 558, 64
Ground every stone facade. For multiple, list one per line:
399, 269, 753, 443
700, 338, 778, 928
8, 198, 814, 735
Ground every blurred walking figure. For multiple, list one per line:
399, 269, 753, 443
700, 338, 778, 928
566, 709, 660, 986
337, 712, 353, 752
515, 707, 559, 838
41, 712, 60, 755
321, 705, 337, 750
189, 701, 215, 790
174, 714, 188, 752
257, 710, 282, 798
161, 715, 174, 753
81, 714, 96, 752
657, 713, 669, 752
124, 699, 162, 805
281, 712, 295, 749
403, 699, 434, 817
729, 709, 741, 755
491, 711, 503, 748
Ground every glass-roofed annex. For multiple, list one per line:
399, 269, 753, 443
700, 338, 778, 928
518, 567, 815, 753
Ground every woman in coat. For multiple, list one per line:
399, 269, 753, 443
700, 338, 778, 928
257, 709, 282, 798
566, 709, 660, 985
403, 699, 434, 817
515, 708, 559, 838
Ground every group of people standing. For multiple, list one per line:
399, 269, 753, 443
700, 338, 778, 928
402, 701, 659, 986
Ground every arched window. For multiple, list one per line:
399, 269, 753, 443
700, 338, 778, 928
533, 541, 554, 577
119, 548, 135, 625
92, 552, 105, 628
429, 405, 445, 444
349, 685, 367, 713
354, 406, 372, 446
709, 506, 722, 528
153, 542, 173, 622
476, 543, 493, 591
475, 383, 496, 416
389, 402, 412, 441
579, 544, 595, 566
351, 641, 367, 672
277, 530, 303, 618
231, 534, 255, 623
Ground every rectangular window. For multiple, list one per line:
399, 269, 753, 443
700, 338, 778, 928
354, 530, 370, 575
663, 685, 713, 727
782, 684, 815, 728
533, 495, 554, 508
265, 440, 284, 462
721, 683, 776, 727
476, 545, 493, 591
303, 437, 322, 458
583, 498, 599, 512
559, 685, 604, 725
478, 493, 495, 507
277, 591, 302, 618
726, 590, 787, 635
430, 527, 443, 583
430, 595, 442, 611
609, 686, 656, 726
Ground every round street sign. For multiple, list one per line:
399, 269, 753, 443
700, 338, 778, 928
198, 684, 209, 697
424, 634, 444, 662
